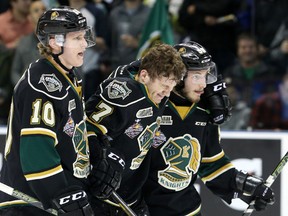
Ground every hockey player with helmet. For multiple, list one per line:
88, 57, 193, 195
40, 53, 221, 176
85, 43, 186, 215
142, 41, 275, 215
0, 6, 96, 216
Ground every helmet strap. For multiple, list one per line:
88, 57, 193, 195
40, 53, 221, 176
52, 47, 74, 73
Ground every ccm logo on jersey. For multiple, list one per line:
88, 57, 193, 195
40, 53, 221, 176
108, 152, 125, 168
213, 82, 226, 92
59, 191, 87, 205
195, 121, 207, 126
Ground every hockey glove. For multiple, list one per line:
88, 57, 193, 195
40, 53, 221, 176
202, 74, 232, 124
89, 136, 125, 199
235, 170, 275, 211
52, 186, 94, 216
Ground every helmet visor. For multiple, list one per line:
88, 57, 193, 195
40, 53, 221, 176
206, 61, 217, 84
53, 26, 96, 48
187, 61, 218, 84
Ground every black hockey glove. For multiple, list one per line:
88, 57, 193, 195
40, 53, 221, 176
89, 136, 125, 199
202, 75, 232, 124
52, 186, 94, 216
235, 170, 275, 211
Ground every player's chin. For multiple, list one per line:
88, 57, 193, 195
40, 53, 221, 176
74, 59, 84, 67
191, 95, 201, 103
152, 96, 163, 104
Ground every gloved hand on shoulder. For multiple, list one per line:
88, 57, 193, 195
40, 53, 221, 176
235, 170, 275, 211
88, 135, 125, 199
201, 74, 232, 124
52, 185, 94, 216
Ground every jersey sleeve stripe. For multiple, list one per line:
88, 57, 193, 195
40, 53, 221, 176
201, 150, 225, 163
21, 128, 58, 146
185, 204, 201, 216
24, 164, 63, 181
201, 163, 235, 184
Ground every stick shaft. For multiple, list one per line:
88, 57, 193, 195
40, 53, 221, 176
100, 138, 137, 216
242, 151, 288, 216
111, 191, 137, 216
0, 182, 57, 215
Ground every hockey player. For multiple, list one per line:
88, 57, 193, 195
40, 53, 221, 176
85, 43, 186, 215
142, 41, 275, 215
0, 6, 96, 216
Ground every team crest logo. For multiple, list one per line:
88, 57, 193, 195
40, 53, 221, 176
63, 114, 75, 137
107, 80, 132, 99
72, 120, 90, 178
125, 119, 143, 139
130, 117, 161, 170
158, 134, 201, 191
39, 74, 63, 92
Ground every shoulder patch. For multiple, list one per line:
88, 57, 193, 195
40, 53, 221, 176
107, 80, 132, 99
39, 74, 63, 92
99, 77, 146, 107
27, 59, 69, 100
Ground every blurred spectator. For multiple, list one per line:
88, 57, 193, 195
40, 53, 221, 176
93, 0, 122, 14
220, 80, 251, 130
91, 0, 118, 14
223, 33, 280, 107
0, 0, 33, 49
41, 0, 58, 9
83, 51, 112, 100
253, 0, 288, 59
234, 0, 252, 34
178, 0, 239, 72
249, 72, 288, 130
108, 0, 150, 69
10, 0, 46, 86
269, 17, 288, 73
0, 0, 33, 125
0, 87, 9, 125
0, 0, 10, 13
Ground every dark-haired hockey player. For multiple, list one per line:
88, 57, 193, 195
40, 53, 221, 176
85, 43, 186, 215
0, 6, 96, 216
142, 41, 275, 215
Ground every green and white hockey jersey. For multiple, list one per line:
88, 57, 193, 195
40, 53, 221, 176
143, 91, 237, 216
0, 57, 90, 209
86, 65, 167, 204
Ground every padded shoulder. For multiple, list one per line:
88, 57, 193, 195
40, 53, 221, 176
27, 59, 69, 100
99, 77, 146, 107
109, 60, 140, 79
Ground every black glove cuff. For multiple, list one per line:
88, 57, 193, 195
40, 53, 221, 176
235, 170, 248, 191
235, 170, 263, 195
244, 175, 263, 195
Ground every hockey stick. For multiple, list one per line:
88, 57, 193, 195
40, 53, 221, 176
0, 182, 58, 215
99, 136, 137, 216
111, 191, 137, 216
242, 151, 288, 216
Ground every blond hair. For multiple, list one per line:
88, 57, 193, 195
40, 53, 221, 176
37, 42, 53, 58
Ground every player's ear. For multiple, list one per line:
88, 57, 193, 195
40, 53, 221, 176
49, 38, 61, 51
138, 69, 150, 84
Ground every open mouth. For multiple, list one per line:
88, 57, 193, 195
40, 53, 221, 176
195, 90, 204, 96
